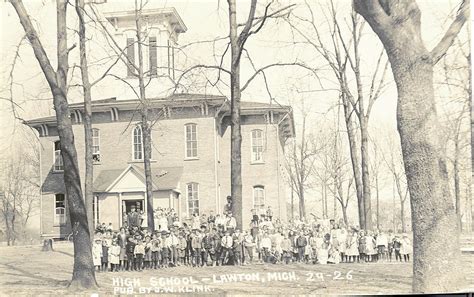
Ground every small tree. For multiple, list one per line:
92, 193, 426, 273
286, 106, 318, 220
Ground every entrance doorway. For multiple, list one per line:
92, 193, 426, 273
123, 199, 144, 213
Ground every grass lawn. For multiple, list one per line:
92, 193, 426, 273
0, 242, 471, 295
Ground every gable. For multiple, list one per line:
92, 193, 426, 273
108, 167, 146, 192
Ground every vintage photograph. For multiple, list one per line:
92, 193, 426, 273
0, 0, 472, 295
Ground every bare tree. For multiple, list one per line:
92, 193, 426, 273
437, 35, 471, 232
10, 0, 97, 289
354, 0, 469, 292
327, 127, 354, 226
75, 0, 94, 238
286, 107, 318, 220
369, 134, 385, 230
383, 135, 409, 233
176, 0, 312, 228
287, 1, 389, 230
0, 151, 38, 245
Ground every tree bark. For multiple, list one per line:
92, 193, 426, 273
134, 4, 155, 231
342, 94, 365, 228
453, 140, 462, 231
360, 116, 372, 230
298, 183, 305, 220
228, 0, 243, 229
75, 0, 94, 239
354, 1, 466, 291
11, 0, 97, 289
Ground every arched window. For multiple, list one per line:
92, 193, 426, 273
185, 123, 198, 158
54, 193, 66, 225
53, 140, 63, 171
187, 182, 199, 215
132, 125, 143, 160
251, 129, 264, 162
253, 186, 265, 215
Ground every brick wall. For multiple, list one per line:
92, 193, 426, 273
38, 105, 288, 234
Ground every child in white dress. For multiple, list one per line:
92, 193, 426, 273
92, 237, 103, 271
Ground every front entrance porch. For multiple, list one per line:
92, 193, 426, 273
92, 164, 182, 230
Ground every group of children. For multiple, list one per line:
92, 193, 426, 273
91, 210, 412, 272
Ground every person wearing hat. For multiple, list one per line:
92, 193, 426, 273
207, 210, 216, 230
134, 235, 145, 271
92, 236, 103, 271
177, 230, 187, 266
125, 236, 136, 271
220, 230, 233, 265
224, 195, 233, 215
151, 232, 161, 269
393, 235, 402, 262
127, 205, 140, 229
232, 229, 243, 266
225, 212, 237, 235
161, 231, 170, 268
191, 228, 203, 267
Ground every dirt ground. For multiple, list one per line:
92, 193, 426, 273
0, 242, 471, 296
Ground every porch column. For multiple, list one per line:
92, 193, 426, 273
94, 195, 98, 228
118, 193, 122, 227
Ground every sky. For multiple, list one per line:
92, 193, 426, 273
0, 0, 470, 231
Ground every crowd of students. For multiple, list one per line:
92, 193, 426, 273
92, 202, 412, 272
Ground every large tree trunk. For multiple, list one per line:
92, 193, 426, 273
354, 1, 466, 292
342, 94, 365, 228
395, 55, 460, 291
75, 0, 94, 238
142, 118, 155, 231
11, 0, 97, 289
228, 0, 243, 229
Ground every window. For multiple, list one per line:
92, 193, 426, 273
185, 123, 197, 158
187, 183, 199, 216
55, 194, 66, 225
132, 126, 143, 160
251, 129, 264, 162
92, 128, 100, 163
126, 38, 135, 77
253, 186, 265, 215
149, 37, 157, 76
53, 141, 63, 171
167, 40, 175, 79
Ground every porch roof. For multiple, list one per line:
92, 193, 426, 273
93, 165, 183, 192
